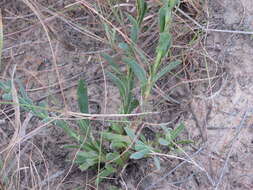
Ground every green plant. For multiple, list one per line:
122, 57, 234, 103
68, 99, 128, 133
103, 0, 181, 104
158, 124, 193, 148
0, 78, 191, 185
0, 0, 192, 186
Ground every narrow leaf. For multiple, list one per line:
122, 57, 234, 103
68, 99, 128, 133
110, 123, 124, 134
63, 145, 80, 149
101, 53, 121, 74
167, 123, 185, 142
127, 99, 139, 114
102, 132, 131, 144
127, 14, 139, 43
169, 0, 180, 8
56, 120, 80, 142
130, 149, 150, 159
158, 138, 169, 146
135, 141, 148, 151
110, 141, 127, 149
96, 165, 116, 184
123, 57, 147, 85
153, 61, 181, 82
118, 42, 129, 52
153, 156, 161, 170
158, 6, 166, 32
79, 158, 97, 171
137, 0, 148, 26
78, 119, 91, 137
156, 32, 171, 59
107, 71, 126, 98
124, 127, 135, 141
175, 140, 194, 145
77, 79, 89, 114
106, 152, 124, 166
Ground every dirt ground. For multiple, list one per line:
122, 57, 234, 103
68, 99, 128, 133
182, 0, 253, 189
1, 0, 253, 190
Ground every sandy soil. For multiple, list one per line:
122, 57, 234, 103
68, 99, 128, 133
180, 0, 253, 189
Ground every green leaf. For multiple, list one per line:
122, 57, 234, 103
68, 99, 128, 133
77, 151, 98, 160
128, 99, 139, 113
107, 71, 126, 98
104, 23, 116, 46
79, 158, 97, 171
130, 149, 150, 159
135, 141, 148, 151
156, 32, 171, 59
56, 120, 80, 142
33, 102, 49, 119
166, 123, 185, 142
77, 79, 89, 114
161, 125, 169, 133
169, 0, 180, 8
159, 3, 172, 32
124, 127, 135, 141
158, 138, 169, 146
17, 79, 32, 104
77, 119, 91, 137
76, 150, 100, 171
96, 165, 116, 185
110, 141, 127, 149
2, 92, 12, 100
102, 132, 131, 144
153, 156, 161, 170
63, 145, 80, 149
136, 0, 148, 26
123, 57, 147, 86
110, 123, 124, 134
82, 141, 100, 152
118, 42, 129, 52
106, 152, 124, 166
153, 61, 181, 82
127, 14, 139, 43
176, 140, 194, 145
0, 80, 11, 92
158, 6, 167, 33
101, 53, 121, 75
140, 134, 147, 143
